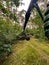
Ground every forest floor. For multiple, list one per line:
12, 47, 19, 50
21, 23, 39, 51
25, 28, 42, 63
2, 37, 49, 65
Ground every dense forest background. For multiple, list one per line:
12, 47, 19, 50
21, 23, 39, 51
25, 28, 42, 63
0, 0, 49, 65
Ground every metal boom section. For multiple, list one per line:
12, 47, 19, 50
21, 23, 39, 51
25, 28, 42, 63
23, 0, 44, 31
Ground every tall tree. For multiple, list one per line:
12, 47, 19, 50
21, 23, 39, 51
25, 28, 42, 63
0, 0, 21, 22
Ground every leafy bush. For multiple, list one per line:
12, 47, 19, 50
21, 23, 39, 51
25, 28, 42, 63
0, 17, 22, 62
26, 28, 33, 36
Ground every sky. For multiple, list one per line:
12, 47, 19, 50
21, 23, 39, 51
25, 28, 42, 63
18, 0, 49, 11
18, 0, 31, 11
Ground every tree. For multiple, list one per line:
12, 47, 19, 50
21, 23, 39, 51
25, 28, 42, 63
0, 0, 21, 63
0, 0, 22, 22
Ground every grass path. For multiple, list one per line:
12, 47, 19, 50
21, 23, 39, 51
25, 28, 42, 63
2, 37, 49, 65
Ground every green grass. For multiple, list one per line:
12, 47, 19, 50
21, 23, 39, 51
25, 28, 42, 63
2, 37, 49, 65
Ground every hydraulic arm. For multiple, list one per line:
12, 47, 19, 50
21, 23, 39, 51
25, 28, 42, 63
23, 0, 44, 31
20, 0, 49, 40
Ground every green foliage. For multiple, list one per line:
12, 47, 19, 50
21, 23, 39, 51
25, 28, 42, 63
26, 28, 33, 36
0, 17, 22, 62
0, 3, 9, 14
12, 0, 20, 6
0, 2, 18, 22
29, 10, 46, 39
5, 0, 20, 7
0, 0, 22, 63
9, 12, 18, 22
